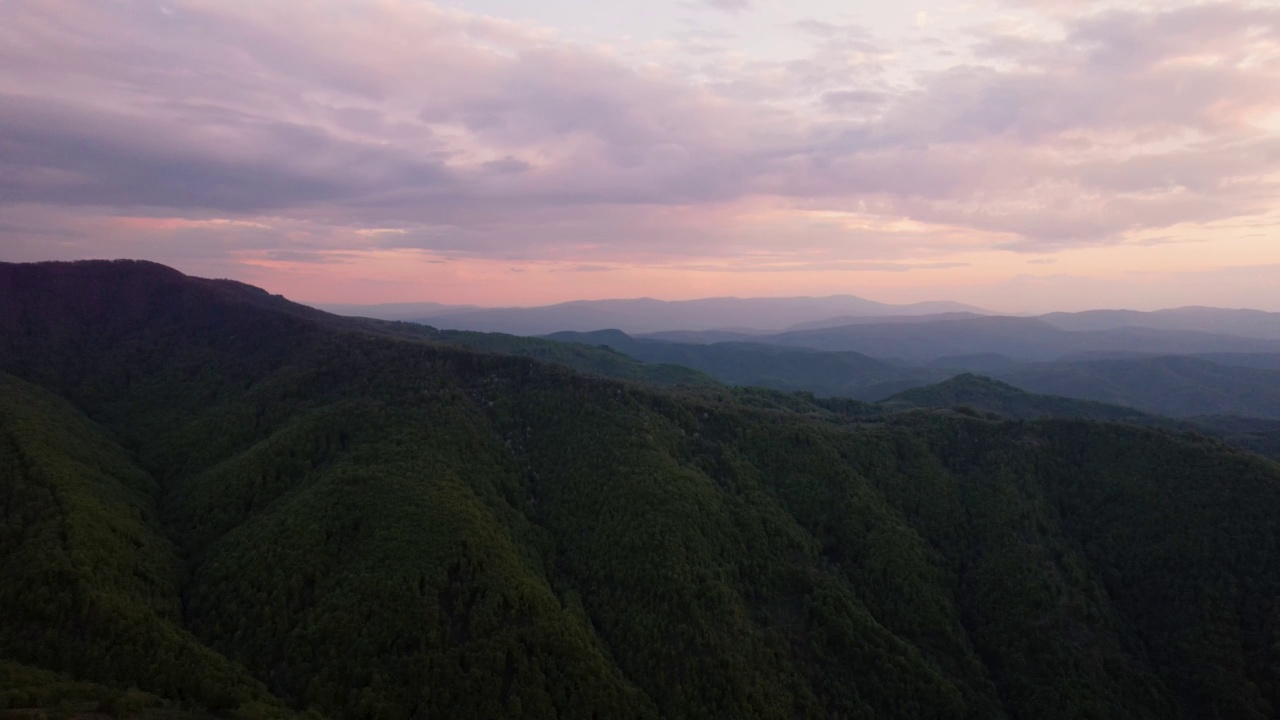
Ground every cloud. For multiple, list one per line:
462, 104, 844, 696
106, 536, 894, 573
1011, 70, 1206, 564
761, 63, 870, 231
699, 0, 753, 13
0, 94, 380, 211
957, 263, 1280, 313
820, 90, 889, 111
682, 260, 974, 273
482, 157, 533, 174
0, 0, 1277, 275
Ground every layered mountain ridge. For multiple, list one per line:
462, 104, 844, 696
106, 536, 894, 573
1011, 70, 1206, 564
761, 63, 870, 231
3, 260, 1280, 720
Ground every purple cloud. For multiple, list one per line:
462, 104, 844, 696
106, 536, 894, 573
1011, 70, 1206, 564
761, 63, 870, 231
0, 0, 1276, 269
700, 0, 753, 13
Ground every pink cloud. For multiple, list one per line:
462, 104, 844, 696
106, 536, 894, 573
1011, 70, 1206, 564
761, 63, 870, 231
0, 0, 1277, 303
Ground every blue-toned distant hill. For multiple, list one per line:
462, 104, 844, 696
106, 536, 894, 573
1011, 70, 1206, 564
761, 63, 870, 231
339, 295, 988, 335
993, 355, 1280, 419
315, 300, 478, 320
537, 328, 1280, 417
1039, 306, 1280, 339
742, 315, 1280, 362
783, 311, 987, 332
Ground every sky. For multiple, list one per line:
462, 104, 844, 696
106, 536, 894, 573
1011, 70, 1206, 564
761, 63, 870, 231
1, 0, 1279, 312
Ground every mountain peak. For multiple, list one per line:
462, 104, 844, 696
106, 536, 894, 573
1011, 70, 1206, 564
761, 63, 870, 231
881, 372, 1151, 421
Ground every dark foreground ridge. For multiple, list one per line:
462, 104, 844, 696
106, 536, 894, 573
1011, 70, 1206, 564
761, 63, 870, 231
3, 260, 1280, 719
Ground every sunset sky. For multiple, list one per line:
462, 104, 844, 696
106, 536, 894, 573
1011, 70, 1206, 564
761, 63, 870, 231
2, 0, 1279, 312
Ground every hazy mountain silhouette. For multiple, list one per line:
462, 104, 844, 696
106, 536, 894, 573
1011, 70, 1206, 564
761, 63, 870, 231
315, 300, 477, 320
540, 326, 1280, 416
1039, 307, 1280, 340
747, 316, 1280, 362
784, 312, 987, 332
372, 295, 986, 335
994, 355, 1280, 419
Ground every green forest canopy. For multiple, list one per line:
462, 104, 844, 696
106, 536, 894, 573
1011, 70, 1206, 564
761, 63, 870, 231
2, 260, 1279, 720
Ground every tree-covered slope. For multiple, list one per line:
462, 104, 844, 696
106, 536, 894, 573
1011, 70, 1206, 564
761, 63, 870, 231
0, 373, 295, 718
1184, 415, 1280, 460
879, 373, 1154, 421
546, 329, 942, 399
3, 260, 1280, 720
427, 327, 718, 388
995, 355, 1280, 419
877, 373, 1280, 460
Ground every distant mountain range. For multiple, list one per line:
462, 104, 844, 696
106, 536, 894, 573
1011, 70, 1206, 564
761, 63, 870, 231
319, 297, 1280, 345
784, 312, 987, 332
534, 327, 1280, 419
322, 295, 1280, 422
317, 296, 989, 335
1038, 307, 1280, 340
750, 316, 1280, 362
314, 300, 477, 320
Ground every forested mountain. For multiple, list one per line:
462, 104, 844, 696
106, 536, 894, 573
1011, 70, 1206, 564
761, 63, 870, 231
546, 329, 947, 399
4, 260, 1280, 720
994, 356, 1280, 419
1190, 353, 1280, 371
406, 328, 1280, 455
540, 329, 1280, 418
0, 373, 296, 719
873, 374, 1280, 459
1187, 416, 1280, 460
879, 374, 1155, 421
425, 328, 719, 389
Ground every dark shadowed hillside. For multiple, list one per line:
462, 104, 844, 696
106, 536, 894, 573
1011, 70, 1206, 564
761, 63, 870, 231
423, 328, 720, 389
1189, 415, 1280, 458
0, 373, 297, 718
1191, 353, 1280, 371
877, 374, 1280, 460
879, 373, 1155, 421
3, 260, 1280, 720
995, 356, 1280, 419
546, 329, 947, 399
